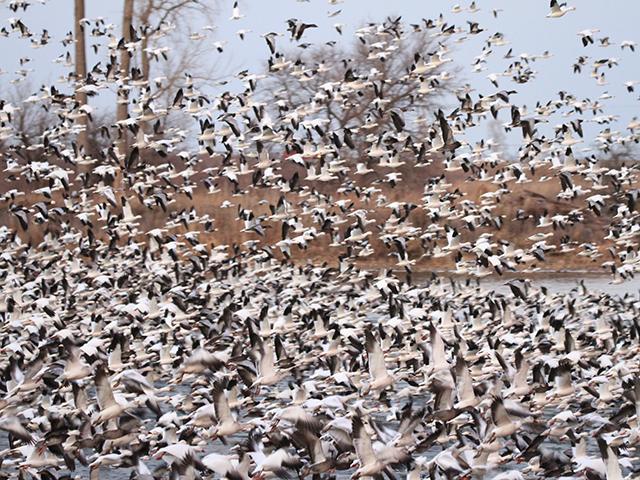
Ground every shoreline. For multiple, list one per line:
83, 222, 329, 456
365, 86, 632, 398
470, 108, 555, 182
360, 266, 613, 278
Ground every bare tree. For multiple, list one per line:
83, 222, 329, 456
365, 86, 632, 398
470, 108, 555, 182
74, 0, 89, 153
0, 82, 54, 157
134, 0, 221, 114
598, 142, 640, 170
116, 0, 135, 158
266, 18, 457, 161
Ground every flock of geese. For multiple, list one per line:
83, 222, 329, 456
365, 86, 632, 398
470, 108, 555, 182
0, 0, 640, 479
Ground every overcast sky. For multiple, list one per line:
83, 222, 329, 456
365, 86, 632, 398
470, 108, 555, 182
1, 0, 638, 152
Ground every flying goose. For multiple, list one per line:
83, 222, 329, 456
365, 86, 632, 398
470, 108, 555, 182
547, 1, 576, 18
363, 329, 396, 394
210, 380, 253, 439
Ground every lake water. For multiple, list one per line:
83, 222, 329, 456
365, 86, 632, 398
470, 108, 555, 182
417, 271, 640, 296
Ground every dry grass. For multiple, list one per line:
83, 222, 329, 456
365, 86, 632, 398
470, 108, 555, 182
0, 152, 626, 273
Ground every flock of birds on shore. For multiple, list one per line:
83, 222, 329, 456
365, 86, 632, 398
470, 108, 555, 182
0, 0, 640, 479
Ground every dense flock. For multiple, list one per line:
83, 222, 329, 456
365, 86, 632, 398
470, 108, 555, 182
0, 0, 639, 479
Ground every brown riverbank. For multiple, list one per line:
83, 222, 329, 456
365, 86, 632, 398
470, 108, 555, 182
0, 153, 629, 274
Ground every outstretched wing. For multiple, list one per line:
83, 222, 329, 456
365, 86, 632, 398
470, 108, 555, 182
365, 330, 388, 381
95, 365, 117, 410
352, 415, 376, 467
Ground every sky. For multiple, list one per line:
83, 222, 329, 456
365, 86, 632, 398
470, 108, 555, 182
1, 0, 639, 153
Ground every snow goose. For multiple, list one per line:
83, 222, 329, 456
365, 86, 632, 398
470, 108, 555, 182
362, 329, 395, 394
547, 1, 576, 19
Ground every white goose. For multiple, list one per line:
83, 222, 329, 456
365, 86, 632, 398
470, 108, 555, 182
62, 343, 91, 382
202, 452, 251, 480
363, 329, 395, 393
351, 415, 390, 478
488, 397, 521, 439
210, 381, 253, 439
547, 0, 575, 18
92, 365, 134, 424
252, 337, 290, 388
